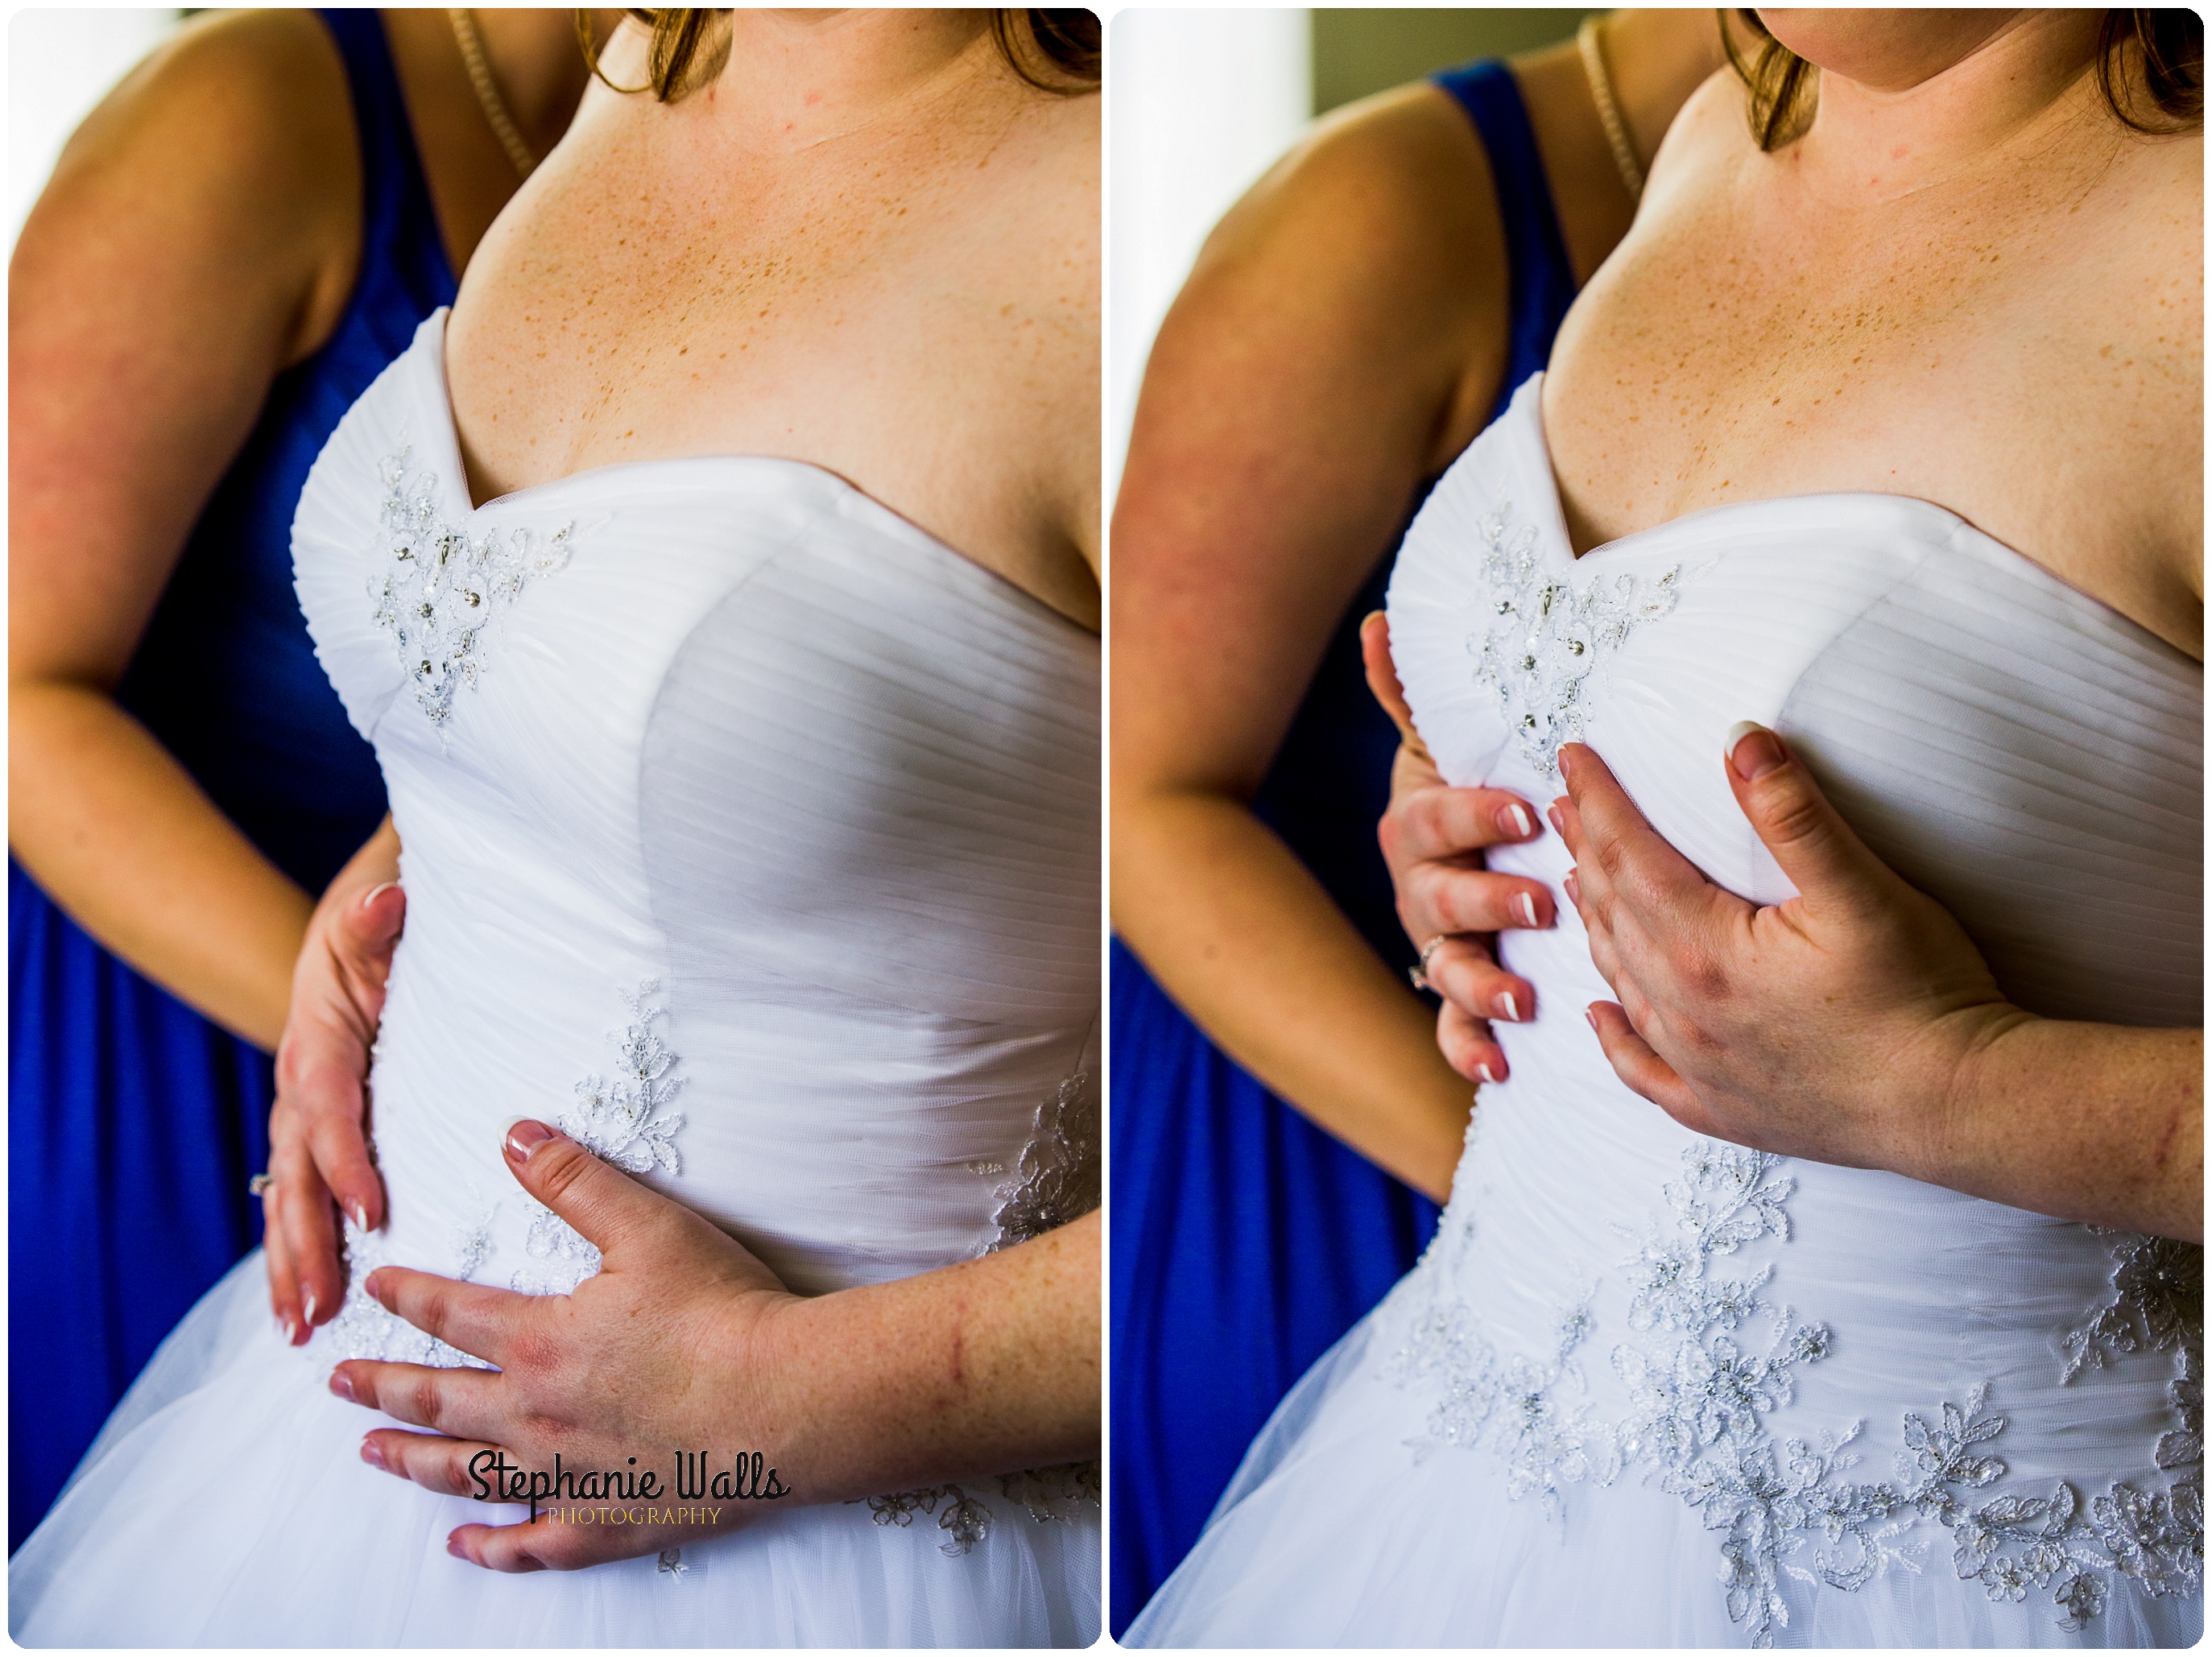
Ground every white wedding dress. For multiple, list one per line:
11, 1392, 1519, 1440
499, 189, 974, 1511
11, 311, 1102, 1648
1128, 374, 2202, 1648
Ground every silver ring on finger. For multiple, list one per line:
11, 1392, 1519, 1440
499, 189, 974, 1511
249, 1172, 277, 1197
1408, 932, 1452, 993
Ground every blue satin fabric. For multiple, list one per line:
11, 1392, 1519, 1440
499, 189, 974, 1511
8, 10, 455, 1549
1110, 60, 1578, 1632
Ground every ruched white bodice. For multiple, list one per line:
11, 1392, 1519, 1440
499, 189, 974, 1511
1131, 374, 2201, 1649
10, 310, 1100, 1648
292, 312, 1100, 1315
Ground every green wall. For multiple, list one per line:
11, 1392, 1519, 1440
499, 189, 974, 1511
1312, 9, 1600, 114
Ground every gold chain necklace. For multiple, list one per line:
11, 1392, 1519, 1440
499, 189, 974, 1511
448, 7, 535, 180
1577, 14, 1643, 203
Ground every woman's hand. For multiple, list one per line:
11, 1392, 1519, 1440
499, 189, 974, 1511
264, 818, 404, 1342
1361, 614, 1555, 1085
334, 1120, 799, 1570
1554, 726, 2202, 1239
1553, 728, 2009, 1175
336, 1125, 1102, 1571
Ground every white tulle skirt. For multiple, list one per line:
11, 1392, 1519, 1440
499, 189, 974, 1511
1125, 1300, 2200, 1650
11, 1254, 1100, 1647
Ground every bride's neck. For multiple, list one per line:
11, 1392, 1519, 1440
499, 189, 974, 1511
645, 9, 1006, 147
1782, 10, 2110, 203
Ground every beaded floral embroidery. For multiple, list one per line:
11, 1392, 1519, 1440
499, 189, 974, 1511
511, 982, 685, 1295
320, 1212, 497, 1370
989, 1067, 1098, 1251
1460, 499, 1689, 778
368, 447, 573, 734
856, 1464, 1102, 1558
314, 981, 684, 1350
1390, 1144, 2205, 1644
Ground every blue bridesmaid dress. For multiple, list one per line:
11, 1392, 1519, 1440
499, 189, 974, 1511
9, 10, 457, 1549
1110, 60, 1581, 1633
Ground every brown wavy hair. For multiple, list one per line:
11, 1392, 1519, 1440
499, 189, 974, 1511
577, 9, 1101, 102
1722, 8, 2204, 151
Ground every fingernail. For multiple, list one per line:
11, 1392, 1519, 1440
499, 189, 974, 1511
1564, 871, 1581, 905
304, 1291, 319, 1324
1492, 990, 1521, 1023
447, 1535, 468, 1560
360, 879, 400, 911
349, 1202, 370, 1233
503, 1118, 554, 1162
360, 1437, 385, 1471
363, 1269, 384, 1303
1547, 804, 1566, 837
1585, 1008, 1600, 1034
1475, 1060, 1496, 1085
1726, 720, 1787, 782
330, 1371, 354, 1403
1499, 802, 1535, 840
286, 1317, 303, 1345
1512, 891, 1539, 928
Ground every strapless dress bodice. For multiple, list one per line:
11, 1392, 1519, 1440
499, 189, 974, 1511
9, 308, 1099, 1652
1352, 372, 2203, 1643
293, 311, 1101, 1331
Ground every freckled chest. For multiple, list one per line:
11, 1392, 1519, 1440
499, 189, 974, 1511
1543, 132, 2197, 590
451, 88, 1080, 494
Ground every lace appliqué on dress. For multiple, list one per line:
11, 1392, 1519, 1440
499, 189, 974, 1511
320, 1211, 499, 1370
988, 1067, 1098, 1251
1461, 499, 1690, 778
1391, 1145, 2205, 1645
855, 1464, 1102, 1559
512, 982, 685, 1295
369, 446, 573, 734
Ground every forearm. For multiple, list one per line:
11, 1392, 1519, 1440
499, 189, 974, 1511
1937, 1012, 2202, 1241
10, 679, 313, 1049
765, 1208, 1099, 1502
1114, 787, 1472, 1200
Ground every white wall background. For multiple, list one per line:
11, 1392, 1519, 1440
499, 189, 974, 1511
8, 8, 179, 253
1107, 8, 1309, 506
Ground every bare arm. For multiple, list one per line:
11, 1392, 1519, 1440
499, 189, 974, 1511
8, 11, 361, 1048
1112, 89, 1536, 1200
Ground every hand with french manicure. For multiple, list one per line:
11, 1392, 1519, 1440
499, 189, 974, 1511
1361, 613, 1558, 1086
263, 823, 404, 1343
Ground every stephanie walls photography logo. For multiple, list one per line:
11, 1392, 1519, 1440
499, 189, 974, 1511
469, 1449, 792, 1523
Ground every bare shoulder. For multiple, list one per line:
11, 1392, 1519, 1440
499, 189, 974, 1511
1148, 81, 1507, 473
1205, 81, 1501, 301
1637, 68, 1755, 208
15, 8, 358, 354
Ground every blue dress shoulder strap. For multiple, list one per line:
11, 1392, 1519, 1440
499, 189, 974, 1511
1433, 58, 1580, 412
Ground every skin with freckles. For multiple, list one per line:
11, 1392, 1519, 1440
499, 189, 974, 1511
1544, 10, 2200, 651
1374, 9, 2200, 1237
447, 10, 1099, 626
